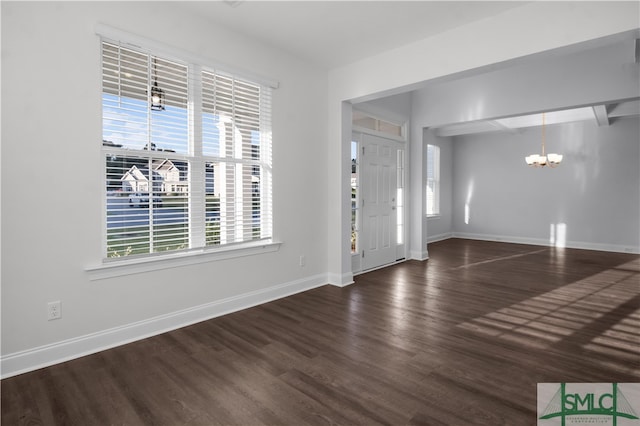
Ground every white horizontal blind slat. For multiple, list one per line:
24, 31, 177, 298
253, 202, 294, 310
201, 70, 271, 247
96, 23, 280, 90
103, 40, 190, 258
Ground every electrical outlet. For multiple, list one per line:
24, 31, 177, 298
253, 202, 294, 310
47, 301, 61, 321
299, 255, 306, 267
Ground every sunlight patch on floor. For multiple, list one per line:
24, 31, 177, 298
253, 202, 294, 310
456, 260, 640, 355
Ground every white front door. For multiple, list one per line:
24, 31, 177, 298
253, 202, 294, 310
361, 134, 398, 270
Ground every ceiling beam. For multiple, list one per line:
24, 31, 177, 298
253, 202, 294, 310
608, 100, 640, 118
592, 105, 610, 127
486, 120, 521, 134
434, 121, 498, 137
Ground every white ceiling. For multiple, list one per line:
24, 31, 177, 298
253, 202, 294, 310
181, 1, 639, 135
182, 1, 528, 69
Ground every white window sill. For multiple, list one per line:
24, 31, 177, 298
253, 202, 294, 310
427, 214, 441, 220
86, 241, 282, 281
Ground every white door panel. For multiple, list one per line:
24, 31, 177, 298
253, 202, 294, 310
361, 134, 398, 270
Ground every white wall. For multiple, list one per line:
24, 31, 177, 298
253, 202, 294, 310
452, 117, 640, 252
414, 36, 639, 128
407, 26, 640, 251
355, 92, 412, 123
329, 1, 640, 282
1, 2, 328, 376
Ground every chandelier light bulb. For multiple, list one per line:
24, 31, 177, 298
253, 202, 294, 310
547, 153, 563, 166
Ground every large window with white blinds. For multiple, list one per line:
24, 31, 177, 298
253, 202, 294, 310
102, 40, 272, 259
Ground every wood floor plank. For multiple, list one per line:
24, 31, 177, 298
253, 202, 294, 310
2, 239, 639, 425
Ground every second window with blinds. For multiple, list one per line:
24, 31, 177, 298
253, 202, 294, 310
426, 144, 440, 217
102, 40, 273, 260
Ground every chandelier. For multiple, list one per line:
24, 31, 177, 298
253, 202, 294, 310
525, 112, 563, 167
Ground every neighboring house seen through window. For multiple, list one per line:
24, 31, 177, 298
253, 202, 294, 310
102, 40, 272, 259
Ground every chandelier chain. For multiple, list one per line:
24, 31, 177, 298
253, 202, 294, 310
541, 112, 546, 156
524, 110, 562, 168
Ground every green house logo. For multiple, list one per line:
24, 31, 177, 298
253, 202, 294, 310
539, 383, 639, 426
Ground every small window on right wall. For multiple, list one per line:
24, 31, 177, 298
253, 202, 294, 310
426, 144, 440, 217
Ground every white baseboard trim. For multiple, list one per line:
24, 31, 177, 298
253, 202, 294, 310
1, 273, 329, 379
328, 272, 354, 287
354, 259, 409, 276
451, 232, 640, 254
427, 232, 454, 244
409, 248, 430, 261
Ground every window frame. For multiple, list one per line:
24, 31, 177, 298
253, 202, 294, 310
94, 29, 278, 275
426, 144, 441, 218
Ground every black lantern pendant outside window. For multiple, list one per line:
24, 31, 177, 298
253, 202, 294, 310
150, 57, 165, 111
150, 81, 165, 111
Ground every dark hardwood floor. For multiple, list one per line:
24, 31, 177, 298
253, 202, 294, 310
2, 239, 639, 425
